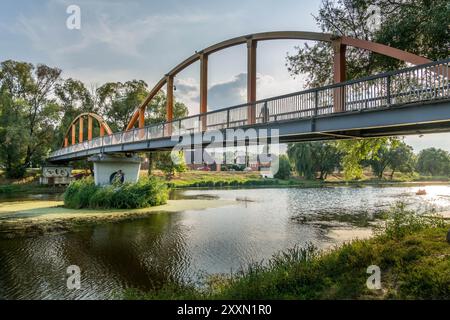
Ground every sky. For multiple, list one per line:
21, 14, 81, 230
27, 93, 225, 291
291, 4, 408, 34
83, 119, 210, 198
1, 0, 449, 153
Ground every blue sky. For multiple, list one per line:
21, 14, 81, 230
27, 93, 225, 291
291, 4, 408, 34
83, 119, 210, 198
1, 0, 449, 152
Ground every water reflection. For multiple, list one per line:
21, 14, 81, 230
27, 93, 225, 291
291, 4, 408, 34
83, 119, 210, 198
1, 185, 449, 299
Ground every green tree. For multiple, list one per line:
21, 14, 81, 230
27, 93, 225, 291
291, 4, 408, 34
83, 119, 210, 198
156, 151, 187, 180
145, 91, 189, 124
274, 155, 292, 180
286, 0, 449, 87
386, 141, 415, 179
288, 142, 341, 180
97, 80, 149, 132
367, 140, 415, 179
416, 148, 450, 176
0, 60, 61, 178
54, 78, 97, 148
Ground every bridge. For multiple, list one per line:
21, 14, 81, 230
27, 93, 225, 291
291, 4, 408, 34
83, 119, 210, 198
45, 31, 450, 184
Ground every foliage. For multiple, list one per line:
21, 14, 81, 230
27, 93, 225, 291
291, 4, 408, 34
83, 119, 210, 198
0, 60, 61, 178
97, 80, 149, 132
336, 138, 395, 180
156, 151, 187, 180
366, 139, 415, 179
274, 155, 292, 180
145, 91, 189, 124
53, 78, 97, 148
63, 177, 168, 209
286, 0, 449, 86
287, 142, 341, 179
376, 201, 445, 240
416, 148, 450, 176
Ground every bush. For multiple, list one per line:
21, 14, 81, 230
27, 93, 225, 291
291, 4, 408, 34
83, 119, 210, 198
274, 155, 292, 180
64, 177, 169, 209
377, 202, 446, 240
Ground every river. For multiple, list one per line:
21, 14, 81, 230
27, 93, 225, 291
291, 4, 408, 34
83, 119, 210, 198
1, 185, 449, 299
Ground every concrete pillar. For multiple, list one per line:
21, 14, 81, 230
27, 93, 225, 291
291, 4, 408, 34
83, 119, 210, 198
88, 154, 141, 186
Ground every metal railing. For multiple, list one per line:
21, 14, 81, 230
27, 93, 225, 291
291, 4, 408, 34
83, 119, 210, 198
50, 58, 450, 158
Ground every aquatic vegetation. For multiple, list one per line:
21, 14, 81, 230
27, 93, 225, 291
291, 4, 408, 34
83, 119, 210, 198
64, 177, 168, 209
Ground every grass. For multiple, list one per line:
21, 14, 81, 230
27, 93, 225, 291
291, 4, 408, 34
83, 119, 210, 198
146, 170, 450, 190
148, 170, 324, 189
124, 203, 450, 300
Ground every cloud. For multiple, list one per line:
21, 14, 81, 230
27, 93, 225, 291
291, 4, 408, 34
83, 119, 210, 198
174, 72, 308, 115
208, 73, 247, 110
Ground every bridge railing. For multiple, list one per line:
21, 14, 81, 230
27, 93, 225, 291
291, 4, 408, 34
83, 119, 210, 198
50, 58, 450, 158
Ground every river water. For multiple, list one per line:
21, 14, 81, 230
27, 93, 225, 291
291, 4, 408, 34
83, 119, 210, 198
1, 185, 449, 299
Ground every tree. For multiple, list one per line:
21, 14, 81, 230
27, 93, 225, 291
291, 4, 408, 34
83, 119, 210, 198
287, 142, 341, 180
97, 80, 149, 132
386, 141, 415, 179
0, 60, 61, 178
274, 155, 291, 180
366, 140, 415, 179
54, 78, 97, 148
416, 148, 450, 176
286, 0, 449, 87
145, 91, 188, 124
156, 151, 187, 180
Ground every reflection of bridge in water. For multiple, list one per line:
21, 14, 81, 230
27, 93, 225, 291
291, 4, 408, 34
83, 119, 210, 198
47, 31, 450, 164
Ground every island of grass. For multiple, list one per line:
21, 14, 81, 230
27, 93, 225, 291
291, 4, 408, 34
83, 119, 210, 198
124, 203, 450, 300
64, 177, 169, 209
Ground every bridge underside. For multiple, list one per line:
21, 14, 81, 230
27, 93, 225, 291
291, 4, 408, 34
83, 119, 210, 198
48, 100, 450, 163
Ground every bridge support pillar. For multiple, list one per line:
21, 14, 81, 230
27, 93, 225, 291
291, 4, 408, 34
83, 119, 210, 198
89, 154, 141, 186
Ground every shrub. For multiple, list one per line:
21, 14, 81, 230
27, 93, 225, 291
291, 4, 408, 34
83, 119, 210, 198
64, 177, 168, 209
274, 155, 292, 180
376, 202, 446, 240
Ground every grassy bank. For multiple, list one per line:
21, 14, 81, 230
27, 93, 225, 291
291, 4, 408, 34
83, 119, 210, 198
0, 183, 65, 195
165, 171, 315, 188
155, 171, 450, 189
124, 204, 449, 300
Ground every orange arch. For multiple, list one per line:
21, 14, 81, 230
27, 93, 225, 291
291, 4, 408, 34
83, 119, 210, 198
126, 31, 431, 130
63, 113, 113, 147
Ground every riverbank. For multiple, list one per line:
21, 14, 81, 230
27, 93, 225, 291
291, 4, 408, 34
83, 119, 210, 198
163, 171, 450, 189
1, 170, 449, 195
124, 218, 449, 300
0, 199, 234, 239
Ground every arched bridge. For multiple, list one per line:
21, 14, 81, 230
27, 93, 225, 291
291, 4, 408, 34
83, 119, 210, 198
48, 31, 450, 163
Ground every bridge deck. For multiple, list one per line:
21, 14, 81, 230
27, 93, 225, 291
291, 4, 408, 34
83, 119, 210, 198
48, 59, 450, 163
